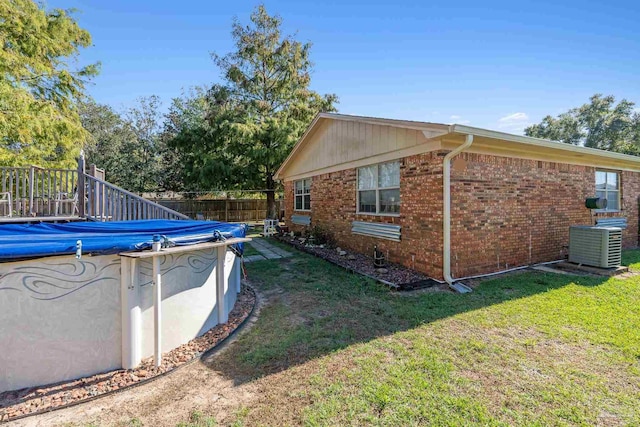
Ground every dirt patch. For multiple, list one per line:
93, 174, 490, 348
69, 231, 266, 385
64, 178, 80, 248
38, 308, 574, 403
1, 286, 256, 424
8, 359, 258, 427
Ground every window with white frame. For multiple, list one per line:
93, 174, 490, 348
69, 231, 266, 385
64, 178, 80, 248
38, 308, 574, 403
595, 170, 620, 211
294, 178, 311, 211
357, 160, 400, 214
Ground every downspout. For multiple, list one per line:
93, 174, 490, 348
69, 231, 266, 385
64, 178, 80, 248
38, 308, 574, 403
443, 134, 473, 287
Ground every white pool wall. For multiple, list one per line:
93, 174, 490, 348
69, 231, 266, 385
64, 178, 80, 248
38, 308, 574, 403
0, 246, 240, 393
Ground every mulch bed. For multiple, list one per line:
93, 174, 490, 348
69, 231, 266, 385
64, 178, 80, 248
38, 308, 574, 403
0, 286, 256, 423
275, 235, 441, 291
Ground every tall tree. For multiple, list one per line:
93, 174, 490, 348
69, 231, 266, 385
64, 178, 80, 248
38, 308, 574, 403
80, 99, 136, 184
171, 5, 338, 217
123, 95, 164, 192
160, 89, 211, 192
81, 96, 179, 193
525, 94, 640, 155
0, 0, 99, 167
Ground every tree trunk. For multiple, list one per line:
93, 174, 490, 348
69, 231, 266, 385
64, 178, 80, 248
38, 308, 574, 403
266, 190, 276, 219
265, 174, 277, 219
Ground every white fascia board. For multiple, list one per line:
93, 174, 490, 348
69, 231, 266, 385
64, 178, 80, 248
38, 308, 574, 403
451, 124, 640, 165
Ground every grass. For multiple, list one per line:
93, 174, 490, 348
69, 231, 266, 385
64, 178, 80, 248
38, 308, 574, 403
176, 411, 218, 427
622, 249, 640, 271
242, 242, 261, 257
196, 247, 640, 426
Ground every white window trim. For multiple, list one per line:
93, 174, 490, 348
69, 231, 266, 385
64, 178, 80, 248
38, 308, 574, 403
595, 169, 621, 213
294, 178, 311, 212
356, 160, 400, 216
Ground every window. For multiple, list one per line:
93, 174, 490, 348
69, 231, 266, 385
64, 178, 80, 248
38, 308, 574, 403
294, 178, 311, 211
595, 170, 620, 211
357, 160, 400, 214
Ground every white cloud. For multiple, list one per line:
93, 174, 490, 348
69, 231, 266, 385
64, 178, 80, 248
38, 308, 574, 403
450, 115, 461, 120
497, 112, 531, 134
498, 112, 529, 123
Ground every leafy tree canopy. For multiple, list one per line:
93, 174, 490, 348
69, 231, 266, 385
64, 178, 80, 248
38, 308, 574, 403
80, 99, 136, 185
0, 0, 99, 167
160, 88, 210, 192
81, 96, 180, 193
525, 94, 640, 155
169, 5, 338, 216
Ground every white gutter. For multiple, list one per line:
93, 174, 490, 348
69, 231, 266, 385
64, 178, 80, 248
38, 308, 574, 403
451, 124, 640, 164
443, 134, 473, 286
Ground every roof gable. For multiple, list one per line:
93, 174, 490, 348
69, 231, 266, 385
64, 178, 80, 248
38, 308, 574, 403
275, 113, 449, 180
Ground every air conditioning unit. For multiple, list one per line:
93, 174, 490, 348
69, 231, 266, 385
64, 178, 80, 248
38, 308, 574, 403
569, 226, 622, 268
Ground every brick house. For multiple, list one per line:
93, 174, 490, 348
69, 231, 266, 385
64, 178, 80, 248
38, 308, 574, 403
274, 113, 640, 282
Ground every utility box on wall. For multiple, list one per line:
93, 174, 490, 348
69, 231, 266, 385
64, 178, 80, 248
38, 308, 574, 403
568, 226, 622, 268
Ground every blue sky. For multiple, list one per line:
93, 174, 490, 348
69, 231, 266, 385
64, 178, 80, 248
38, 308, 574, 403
50, 0, 640, 134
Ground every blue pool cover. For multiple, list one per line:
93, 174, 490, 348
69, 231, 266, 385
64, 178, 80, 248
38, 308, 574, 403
0, 220, 247, 260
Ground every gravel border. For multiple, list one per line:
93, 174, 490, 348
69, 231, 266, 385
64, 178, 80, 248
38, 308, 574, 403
0, 285, 257, 423
274, 235, 441, 291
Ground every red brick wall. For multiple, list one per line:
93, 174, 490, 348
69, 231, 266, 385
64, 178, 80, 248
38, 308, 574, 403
283, 151, 639, 280
621, 169, 640, 247
285, 152, 445, 278
283, 180, 298, 231
450, 153, 639, 278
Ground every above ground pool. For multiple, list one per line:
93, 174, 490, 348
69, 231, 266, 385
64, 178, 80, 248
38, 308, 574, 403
0, 219, 248, 393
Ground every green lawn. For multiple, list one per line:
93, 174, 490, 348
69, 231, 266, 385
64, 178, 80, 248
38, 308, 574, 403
242, 242, 261, 257
622, 250, 640, 271
203, 246, 640, 426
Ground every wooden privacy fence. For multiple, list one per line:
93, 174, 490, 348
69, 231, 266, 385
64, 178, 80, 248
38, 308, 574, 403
0, 166, 78, 217
155, 198, 284, 222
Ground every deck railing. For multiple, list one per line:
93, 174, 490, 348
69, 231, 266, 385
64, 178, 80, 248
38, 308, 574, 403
0, 154, 188, 221
84, 174, 189, 221
0, 166, 78, 216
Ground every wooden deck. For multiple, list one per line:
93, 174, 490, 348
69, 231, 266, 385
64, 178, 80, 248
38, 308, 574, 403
0, 159, 187, 222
